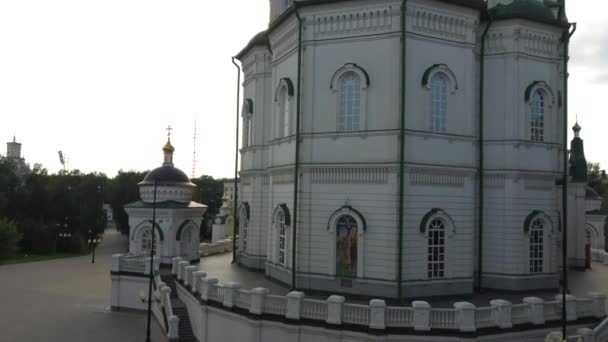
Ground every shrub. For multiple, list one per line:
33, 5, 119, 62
0, 219, 21, 259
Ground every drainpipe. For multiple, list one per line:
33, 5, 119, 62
477, 14, 493, 292
231, 57, 241, 264
291, 7, 303, 291
560, 4, 576, 335
397, 0, 408, 302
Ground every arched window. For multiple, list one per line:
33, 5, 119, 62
242, 99, 254, 148
430, 73, 448, 133
335, 215, 358, 277
240, 206, 249, 253
530, 90, 545, 142
180, 227, 193, 258
141, 229, 159, 255
338, 72, 362, 132
277, 211, 286, 265
427, 218, 446, 279
529, 219, 544, 273
279, 86, 290, 138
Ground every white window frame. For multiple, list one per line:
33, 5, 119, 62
140, 228, 160, 256
525, 82, 554, 143
429, 74, 448, 133
529, 219, 545, 273
242, 99, 253, 148
530, 89, 545, 142
274, 79, 293, 139
277, 211, 287, 266
421, 209, 455, 279
327, 207, 366, 278
422, 65, 458, 134
330, 64, 369, 132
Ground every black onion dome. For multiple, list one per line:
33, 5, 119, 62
139, 165, 193, 185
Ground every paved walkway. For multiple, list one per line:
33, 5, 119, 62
0, 229, 165, 342
199, 252, 608, 307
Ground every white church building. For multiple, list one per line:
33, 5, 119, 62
233, 0, 587, 299
124, 136, 207, 265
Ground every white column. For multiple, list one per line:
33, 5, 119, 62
523, 297, 545, 325
555, 294, 577, 321
177, 261, 190, 280
490, 299, 512, 329
577, 328, 594, 342
286, 291, 305, 319
171, 257, 183, 275
111, 254, 122, 272
162, 286, 173, 315
326, 295, 345, 325
454, 302, 476, 332
191, 271, 207, 294
184, 266, 197, 288
144, 257, 152, 275
168, 315, 179, 340
200, 277, 219, 301
412, 301, 431, 331
250, 287, 269, 315
223, 282, 241, 308
589, 292, 606, 318
369, 299, 386, 330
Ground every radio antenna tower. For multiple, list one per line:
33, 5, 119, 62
192, 115, 197, 179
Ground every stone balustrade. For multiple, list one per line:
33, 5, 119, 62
168, 256, 606, 333
111, 253, 160, 274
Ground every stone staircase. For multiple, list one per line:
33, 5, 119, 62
161, 274, 197, 342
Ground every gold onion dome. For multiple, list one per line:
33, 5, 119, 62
163, 138, 175, 153
572, 121, 581, 133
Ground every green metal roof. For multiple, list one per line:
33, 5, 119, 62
124, 200, 207, 209
489, 0, 561, 25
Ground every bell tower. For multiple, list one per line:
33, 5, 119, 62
6, 135, 22, 159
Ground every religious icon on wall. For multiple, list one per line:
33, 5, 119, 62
336, 215, 357, 277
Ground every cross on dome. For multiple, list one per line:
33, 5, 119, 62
166, 125, 173, 138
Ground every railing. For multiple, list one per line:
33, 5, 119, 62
576, 298, 594, 317
594, 316, 608, 341
342, 304, 370, 325
543, 301, 560, 321
264, 295, 287, 316
236, 290, 251, 310
511, 304, 527, 325
474, 307, 495, 329
170, 259, 607, 336
386, 306, 414, 327
118, 255, 147, 273
429, 309, 456, 329
302, 299, 327, 320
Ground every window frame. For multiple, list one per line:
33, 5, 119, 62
421, 64, 458, 134
427, 218, 446, 279
274, 79, 294, 139
529, 218, 545, 274
327, 206, 366, 278
524, 81, 555, 143
330, 63, 369, 132
529, 89, 546, 142
240, 206, 249, 253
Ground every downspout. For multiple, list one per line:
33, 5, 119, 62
477, 13, 493, 292
397, 0, 407, 302
291, 7, 303, 290
560, 5, 576, 335
231, 57, 241, 264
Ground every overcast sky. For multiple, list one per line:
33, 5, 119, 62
0, 1, 605, 178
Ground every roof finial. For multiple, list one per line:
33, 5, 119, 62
166, 125, 173, 138
572, 115, 581, 138
163, 125, 175, 165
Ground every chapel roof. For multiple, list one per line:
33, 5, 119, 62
489, 0, 565, 26
124, 200, 206, 209
235, 31, 270, 59
139, 165, 193, 185
587, 187, 603, 201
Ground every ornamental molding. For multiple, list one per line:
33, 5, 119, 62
271, 169, 295, 185
312, 6, 395, 39
310, 166, 390, 184
407, 5, 475, 43
484, 27, 559, 58
408, 167, 470, 187
270, 21, 299, 61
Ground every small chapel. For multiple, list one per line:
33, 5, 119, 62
124, 131, 207, 265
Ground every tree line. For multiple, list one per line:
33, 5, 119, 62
0, 159, 228, 260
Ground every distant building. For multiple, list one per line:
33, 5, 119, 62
2, 136, 30, 177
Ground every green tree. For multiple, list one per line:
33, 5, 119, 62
0, 219, 21, 259
587, 162, 607, 209
106, 170, 148, 235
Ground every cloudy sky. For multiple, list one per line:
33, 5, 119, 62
0, 1, 605, 178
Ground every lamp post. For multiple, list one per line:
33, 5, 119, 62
88, 230, 100, 264
145, 179, 158, 342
